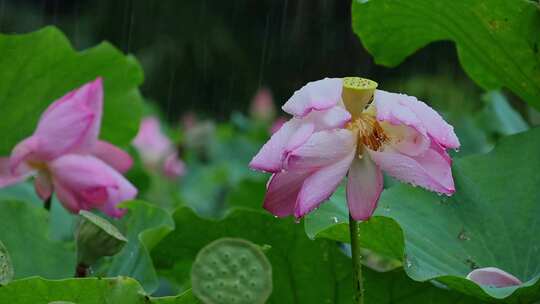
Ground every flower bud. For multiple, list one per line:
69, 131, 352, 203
75, 211, 127, 266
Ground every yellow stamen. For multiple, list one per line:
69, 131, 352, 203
27, 161, 48, 171
346, 114, 388, 153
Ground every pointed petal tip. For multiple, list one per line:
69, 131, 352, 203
87, 77, 103, 91
248, 158, 280, 173
467, 267, 522, 288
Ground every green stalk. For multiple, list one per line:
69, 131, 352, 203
349, 214, 364, 304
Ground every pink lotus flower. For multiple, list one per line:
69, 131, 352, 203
249, 77, 459, 220
467, 267, 522, 288
132, 116, 185, 179
0, 78, 136, 218
250, 88, 276, 122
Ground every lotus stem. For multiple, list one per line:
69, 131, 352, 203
349, 214, 364, 304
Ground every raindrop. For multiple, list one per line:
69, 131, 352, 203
331, 216, 339, 223
405, 260, 412, 268
465, 258, 478, 270
457, 229, 470, 241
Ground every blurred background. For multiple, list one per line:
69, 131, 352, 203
1, 0, 477, 121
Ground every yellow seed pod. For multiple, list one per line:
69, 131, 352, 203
342, 77, 378, 117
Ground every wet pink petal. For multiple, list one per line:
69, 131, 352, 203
132, 116, 173, 166
282, 78, 343, 117
34, 78, 103, 158
406, 96, 460, 149
34, 172, 53, 201
374, 90, 459, 149
49, 154, 137, 218
346, 155, 383, 221
307, 106, 351, 131
381, 123, 430, 157
92, 140, 133, 173
294, 149, 356, 218
250, 119, 314, 173
467, 267, 522, 288
369, 145, 455, 195
286, 129, 356, 171
163, 153, 186, 178
263, 171, 310, 217
250, 106, 351, 173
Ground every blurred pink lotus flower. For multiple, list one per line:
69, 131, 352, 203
0, 78, 136, 218
180, 111, 198, 131
467, 267, 522, 288
270, 117, 287, 134
249, 77, 459, 220
250, 88, 276, 122
132, 116, 185, 179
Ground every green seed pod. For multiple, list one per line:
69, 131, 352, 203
0, 240, 14, 285
75, 211, 127, 266
191, 238, 272, 304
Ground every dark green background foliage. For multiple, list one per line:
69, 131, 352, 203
2, 0, 472, 120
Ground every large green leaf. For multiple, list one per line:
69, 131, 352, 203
0, 26, 144, 154
0, 276, 199, 304
364, 268, 480, 304
0, 183, 76, 242
151, 207, 485, 303
0, 200, 75, 279
152, 207, 354, 304
0, 270, 477, 304
351, 0, 540, 109
305, 187, 404, 262
306, 128, 540, 302
477, 91, 529, 136
99, 201, 175, 293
